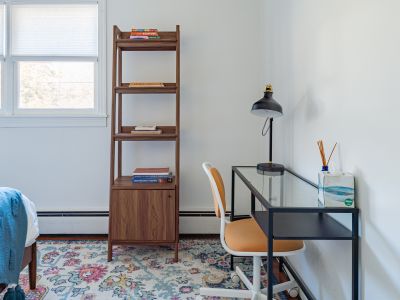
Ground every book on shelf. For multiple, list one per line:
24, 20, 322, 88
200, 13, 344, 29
130, 36, 148, 40
131, 129, 162, 135
133, 167, 170, 176
131, 124, 162, 135
134, 125, 157, 131
130, 36, 160, 40
131, 177, 173, 184
132, 167, 173, 184
132, 174, 173, 183
131, 28, 158, 32
130, 28, 160, 40
132, 174, 172, 179
129, 82, 165, 88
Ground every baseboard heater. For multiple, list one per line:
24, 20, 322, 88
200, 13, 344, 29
37, 211, 249, 234
37, 211, 239, 217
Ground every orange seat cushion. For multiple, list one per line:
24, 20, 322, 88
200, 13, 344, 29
225, 218, 304, 253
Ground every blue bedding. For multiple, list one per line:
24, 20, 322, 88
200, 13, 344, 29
0, 187, 27, 286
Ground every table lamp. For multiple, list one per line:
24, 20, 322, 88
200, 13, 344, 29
251, 84, 285, 175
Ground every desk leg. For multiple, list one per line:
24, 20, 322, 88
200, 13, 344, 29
352, 212, 359, 300
230, 169, 235, 270
251, 193, 255, 214
231, 169, 235, 222
267, 211, 274, 300
280, 175, 284, 206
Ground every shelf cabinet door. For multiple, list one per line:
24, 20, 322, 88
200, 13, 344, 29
111, 189, 176, 242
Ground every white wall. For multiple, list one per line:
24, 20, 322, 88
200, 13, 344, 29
108, 0, 268, 213
0, 0, 269, 232
264, 0, 400, 299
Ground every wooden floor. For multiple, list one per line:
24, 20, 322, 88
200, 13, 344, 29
38, 234, 300, 299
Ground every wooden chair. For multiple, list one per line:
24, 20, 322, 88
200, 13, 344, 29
199, 162, 305, 300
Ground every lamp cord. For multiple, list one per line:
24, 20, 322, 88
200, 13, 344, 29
262, 117, 270, 136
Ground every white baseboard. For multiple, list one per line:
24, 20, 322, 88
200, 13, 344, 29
38, 216, 220, 235
39, 217, 109, 234
180, 216, 220, 234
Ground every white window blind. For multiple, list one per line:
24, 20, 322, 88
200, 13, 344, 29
11, 4, 98, 57
0, 5, 4, 56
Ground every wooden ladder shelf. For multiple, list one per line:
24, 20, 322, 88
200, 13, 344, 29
108, 25, 180, 261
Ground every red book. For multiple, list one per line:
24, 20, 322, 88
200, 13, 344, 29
133, 167, 170, 176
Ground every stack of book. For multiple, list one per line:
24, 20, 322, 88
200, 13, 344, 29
131, 125, 162, 135
132, 167, 173, 183
130, 28, 160, 40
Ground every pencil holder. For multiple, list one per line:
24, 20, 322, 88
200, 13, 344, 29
318, 171, 355, 207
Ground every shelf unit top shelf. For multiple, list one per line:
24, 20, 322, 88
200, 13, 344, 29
112, 176, 176, 190
115, 83, 177, 94
116, 31, 178, 51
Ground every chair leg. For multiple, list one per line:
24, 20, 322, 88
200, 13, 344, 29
200, 255, 292, 300
230, 254, 234, 271
199, 256, 264, 299
253, 256, 261, 292
257, 294, 269, 300
261, 279, 297, 294
236, 266, 253, 290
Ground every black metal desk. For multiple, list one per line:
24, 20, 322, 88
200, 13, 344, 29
231, 166, 359, 300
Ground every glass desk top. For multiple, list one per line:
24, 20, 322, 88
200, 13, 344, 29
232, 166, 358, 241
233, 166, 358, 211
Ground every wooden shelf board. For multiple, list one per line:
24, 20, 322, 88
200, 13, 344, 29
114, 134, 177, 141
117, 31, 177, 51
114, 125, 178, 141
112, 176, 176, 190
110, 240, 177, 245
115, 83, 177, 94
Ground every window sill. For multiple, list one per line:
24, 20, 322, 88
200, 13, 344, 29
0, 115, 108, 128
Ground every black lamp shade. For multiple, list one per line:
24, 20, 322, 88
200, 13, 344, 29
251, 84, 285, 175
251, 91, 283, 118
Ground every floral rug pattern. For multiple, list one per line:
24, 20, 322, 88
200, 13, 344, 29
1, 239, 287, 300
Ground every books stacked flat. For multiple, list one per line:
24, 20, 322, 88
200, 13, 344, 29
132, 167, 173, 183
131, 125, 162, 135
128, 82, 165, 88
130, 28, 160, 40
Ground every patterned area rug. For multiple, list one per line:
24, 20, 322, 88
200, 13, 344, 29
1, 239, 287, 300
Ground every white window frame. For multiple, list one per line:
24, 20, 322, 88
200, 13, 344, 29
0, 0, 106, 127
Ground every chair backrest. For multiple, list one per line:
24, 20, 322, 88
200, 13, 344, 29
202, 162, 226, 218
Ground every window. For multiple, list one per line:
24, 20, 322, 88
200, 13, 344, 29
18, 61, 95, 109
0, 1, 106, 127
